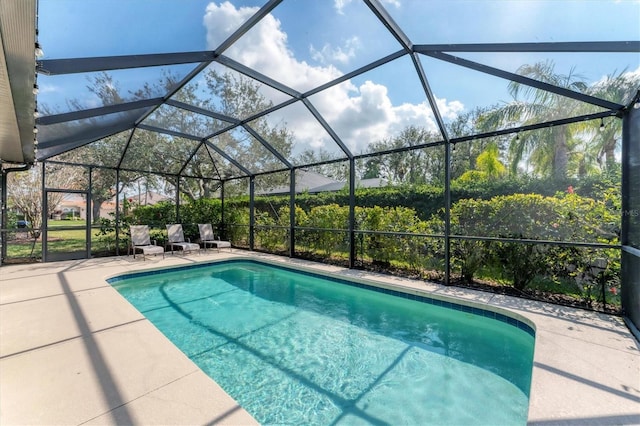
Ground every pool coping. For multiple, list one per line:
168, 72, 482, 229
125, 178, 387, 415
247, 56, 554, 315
1, 251, 639, 425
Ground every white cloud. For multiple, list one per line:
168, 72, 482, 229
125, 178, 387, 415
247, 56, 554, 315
589, 65, 640, 104
203, 1, 463, 156
436, 98, 465, 120
204, 1, 343, 92
39, 83, 61, 94
334, 0, 350, 15
316, 81, 464, 153
590, 65, 640, 90
625, 66, 640, 80
310, 36, 361, 65
383, 0, 402, 9
39, 81, 103, 112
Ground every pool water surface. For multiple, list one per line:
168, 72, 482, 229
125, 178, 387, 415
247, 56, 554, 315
109, 259, 535, 425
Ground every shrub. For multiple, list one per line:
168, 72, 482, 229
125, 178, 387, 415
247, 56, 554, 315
225, 206, 250, 245
131, 201, 176, 227
447, 192, 619, 290
493, 239, 549, 290
304, 204, 349, 256
255, 211, 286, 251
179, 198, 222, 227
359, 205, 422, 266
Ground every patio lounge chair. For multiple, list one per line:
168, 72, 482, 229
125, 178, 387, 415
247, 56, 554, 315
198, 223, 232, 252
130, 225, 165, 260
166, 224, 200, 255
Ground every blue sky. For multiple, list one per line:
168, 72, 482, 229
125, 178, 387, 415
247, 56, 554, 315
38, 0, 640, 155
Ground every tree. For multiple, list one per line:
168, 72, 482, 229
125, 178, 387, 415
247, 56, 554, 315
138, 74, 224, 200
585, 70, 638, 172
44, 72, 175, 222
297, 148, 349, 181
455, 142, 507, 184
362, 126, 441, 185
446, 107, 496, 180
566, 133, 601, 178
475, 142, 507, 178
7, 167, 77, 238
479, 61, 595, 179
49, 128, 153, 223
204, 70, 294, 192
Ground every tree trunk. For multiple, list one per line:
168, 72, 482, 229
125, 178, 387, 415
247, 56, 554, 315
91, 196, 109, 223
553, 130, 568, 180
91, 199, 99, 224
604, 137, 617, 173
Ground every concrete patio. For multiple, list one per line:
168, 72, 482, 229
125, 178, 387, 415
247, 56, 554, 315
1, 251, 638, 425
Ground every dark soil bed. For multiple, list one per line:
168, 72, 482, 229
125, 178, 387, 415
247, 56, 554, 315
2, 248, 621, 315
295, 252, 621, 315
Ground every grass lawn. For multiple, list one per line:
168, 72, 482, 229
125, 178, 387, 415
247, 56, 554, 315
44, 220, 87, 254
5, 220, 128, 258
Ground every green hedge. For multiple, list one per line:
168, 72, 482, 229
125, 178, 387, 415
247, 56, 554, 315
222, 174, 620, 222
127, 177, 621, 307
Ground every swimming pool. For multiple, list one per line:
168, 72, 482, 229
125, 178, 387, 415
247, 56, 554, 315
109, 259, 535, 425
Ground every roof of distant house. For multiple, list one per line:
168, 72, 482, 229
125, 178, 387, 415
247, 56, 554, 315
258, 170, 387, 195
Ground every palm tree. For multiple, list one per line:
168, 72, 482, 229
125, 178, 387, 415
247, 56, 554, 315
479, 61, 599, 179
586, 70, 639, 173
567, 134, 602, 178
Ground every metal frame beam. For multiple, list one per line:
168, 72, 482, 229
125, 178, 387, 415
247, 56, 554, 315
621, 91, 639, 248
412, 53, 450, 142
348, 158, 356, 268
364, 0, 412, 52
420, 51, 624, 111
414, 41, 640, 52
178, 141, 206, 176
40, 42, 628, 111
214, 0, 283, 55
289, 170, 295, 257
305, 50, 406, 98
37, 98, 163, 126
249, 176, 255, 250
44, 157, 226, 181
38, 51, 215, 75
242, 124, 293, 169
136, 123, 203, 141
204, 140, 252, 176
410, 52, 452, 284
450, 110, 619, 146
216, 55, 301, 99
116, 128, 136, 169
165, 99, 239, 124
302, 99, 353, 159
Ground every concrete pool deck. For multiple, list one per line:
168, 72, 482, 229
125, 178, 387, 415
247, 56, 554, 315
1, 251, 638, 425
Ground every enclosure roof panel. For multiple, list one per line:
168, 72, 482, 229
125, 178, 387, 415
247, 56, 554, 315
37, 0, 271, 59
2, 0, 637, 174
386, 1, 640, 45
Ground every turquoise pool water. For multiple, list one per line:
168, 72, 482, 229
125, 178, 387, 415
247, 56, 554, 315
109, 260, 535, 425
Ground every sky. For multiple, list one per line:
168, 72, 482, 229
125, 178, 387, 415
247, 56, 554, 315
37, 0, 640, 157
